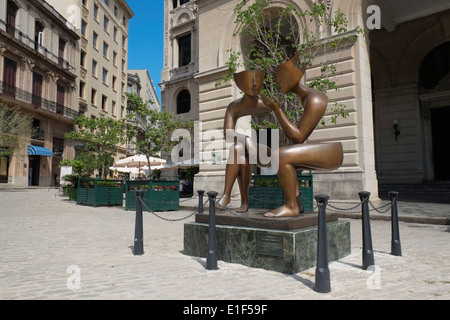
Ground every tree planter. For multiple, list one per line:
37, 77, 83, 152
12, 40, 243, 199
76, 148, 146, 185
64, 186, 78, 201
125, 179, 179, 212
249, 173, 314, 211
77, 176, 124, 207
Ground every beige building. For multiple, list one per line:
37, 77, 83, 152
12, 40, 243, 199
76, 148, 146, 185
129, 69, 160, 112
161, 0, 450, 202
47, 0, 134, 122
0, 0, 134, 187
0, 0, 79, 187
126, 69, 161, 156
160, 0, 199, 126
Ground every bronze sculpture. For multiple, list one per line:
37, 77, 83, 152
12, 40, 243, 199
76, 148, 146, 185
260, 53, 343, 217
216, 70, 271, 212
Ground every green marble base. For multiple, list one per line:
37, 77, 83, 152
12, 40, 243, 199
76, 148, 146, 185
183, 221, 351, 274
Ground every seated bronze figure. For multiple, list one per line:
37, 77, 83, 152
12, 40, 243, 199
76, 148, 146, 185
216, 70, 271, 212
260, 53, 343, 217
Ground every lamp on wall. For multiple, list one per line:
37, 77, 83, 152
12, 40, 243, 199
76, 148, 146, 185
393, 119, 400, 141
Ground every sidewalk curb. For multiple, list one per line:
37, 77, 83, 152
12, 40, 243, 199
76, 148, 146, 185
336, 212, 450, 225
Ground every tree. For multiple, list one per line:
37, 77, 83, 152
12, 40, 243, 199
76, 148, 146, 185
217, 0, 367, 141
126, 93, 192, 175
65, 113, 127, 178
0, 103, 33, 158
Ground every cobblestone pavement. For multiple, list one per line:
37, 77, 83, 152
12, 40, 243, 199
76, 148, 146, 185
0, 188, 449, 302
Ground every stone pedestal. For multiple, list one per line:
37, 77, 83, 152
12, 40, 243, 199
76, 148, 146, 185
183, 210, 351, 274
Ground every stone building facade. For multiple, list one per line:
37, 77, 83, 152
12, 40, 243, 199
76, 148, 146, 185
0, 0, 135, 187
47, 0, 134, 121
0, 0, 79, 187
162, 0, 450, 202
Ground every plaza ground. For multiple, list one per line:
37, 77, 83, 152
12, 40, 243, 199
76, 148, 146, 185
0, 188, 449, 302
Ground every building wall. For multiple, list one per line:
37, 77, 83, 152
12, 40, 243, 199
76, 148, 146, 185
161, 0, 199, 120
370, 9, 450, 184
47, 0, 133, 121
129, 69, 160, 111
161, 0, 377, 200
46, 0, 134, 167
0, 0, 79, 186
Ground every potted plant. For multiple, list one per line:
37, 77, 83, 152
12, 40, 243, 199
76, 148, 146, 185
59, 159, 86, 201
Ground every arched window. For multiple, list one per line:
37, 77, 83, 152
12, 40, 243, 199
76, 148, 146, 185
420, 41, 450, 90
176, 90, 191, 114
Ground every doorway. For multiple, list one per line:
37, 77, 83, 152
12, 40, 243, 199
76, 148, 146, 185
0, 155, 8, 183
431, 106, 450, 180
28, 156, 40, 186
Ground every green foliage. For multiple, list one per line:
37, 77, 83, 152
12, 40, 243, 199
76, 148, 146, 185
0, 103, 33, 157
61, 173, 82, 188
73, 151, 97, 176
217, 1, 367, 140
58, 159, 85, 175
65, 113, 127, 178
125, 92, 192, 168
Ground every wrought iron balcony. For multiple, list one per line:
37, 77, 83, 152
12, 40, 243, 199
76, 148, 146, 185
31, 129, 45, 141
0, 81, 80, 121
0, 20, 76, 74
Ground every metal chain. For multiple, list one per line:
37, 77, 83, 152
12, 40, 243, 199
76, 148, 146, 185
138, 196, 208, 222
134, 192, 396, 223
369, 200, 394, 214
326, 200, 365, 213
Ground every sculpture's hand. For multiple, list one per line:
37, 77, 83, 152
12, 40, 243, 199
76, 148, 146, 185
260, 93, 281, 113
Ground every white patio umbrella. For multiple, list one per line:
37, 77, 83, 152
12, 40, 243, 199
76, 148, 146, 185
109, 166, 140, 174
114, 154, 166, 168
114, 155, 168, 177
144, 163, 173, 171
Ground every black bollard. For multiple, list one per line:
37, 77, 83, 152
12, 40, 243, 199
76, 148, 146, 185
314, 194, 331, 293
133, 190, 144, 255
206, 191, 219, 270
359, 191, 374, 270
198, 190, 205, 213
389, 191, 402, 256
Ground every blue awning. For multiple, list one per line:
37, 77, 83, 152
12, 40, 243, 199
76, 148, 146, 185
27, 145, 53, 157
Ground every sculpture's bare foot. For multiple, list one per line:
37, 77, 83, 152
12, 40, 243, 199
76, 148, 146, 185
235, 203, 248, 213
216, 195, 230, 210
264, 206, 299, 218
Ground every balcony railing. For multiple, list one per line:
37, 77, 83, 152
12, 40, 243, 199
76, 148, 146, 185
0, 81, 80, 121
0, 20, 76, 74
31, 129, 45, 141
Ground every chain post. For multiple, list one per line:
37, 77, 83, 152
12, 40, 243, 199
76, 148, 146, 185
388, 191, 402, 256
314, 194, 331, 293
206, 191, 219, 270
133, 190, 144, 256
198, 190, 205, 213
359, 191, 375, 270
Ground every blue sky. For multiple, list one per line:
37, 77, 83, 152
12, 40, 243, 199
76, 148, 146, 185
126, 1, 165, 102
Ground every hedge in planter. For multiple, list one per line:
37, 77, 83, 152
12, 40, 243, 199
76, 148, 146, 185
77, 176, 124, 207
125, 179, 179, 212
248, 173, 314, 211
